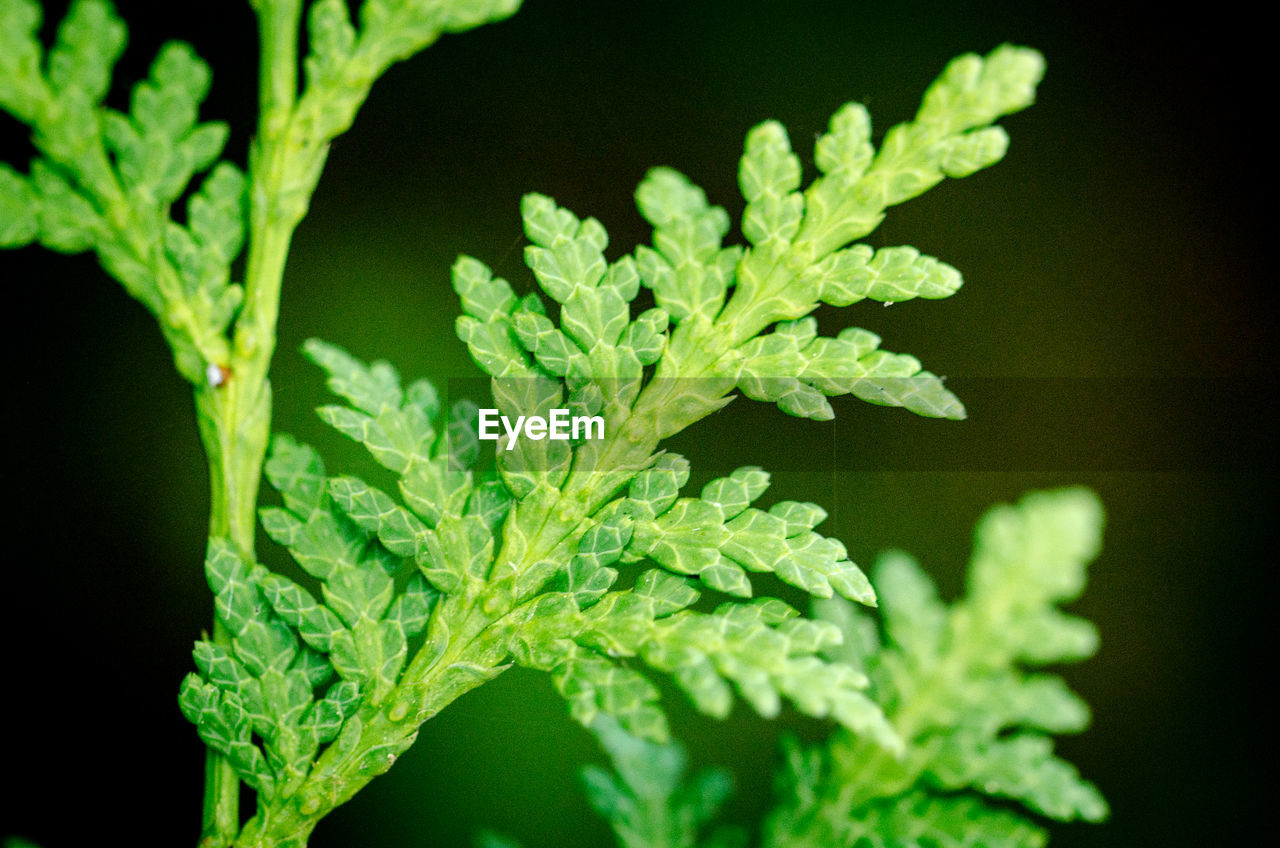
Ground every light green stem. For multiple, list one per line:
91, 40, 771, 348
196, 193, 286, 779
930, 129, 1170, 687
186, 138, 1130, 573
197, 375, 271, 846
197, 1, 303, 844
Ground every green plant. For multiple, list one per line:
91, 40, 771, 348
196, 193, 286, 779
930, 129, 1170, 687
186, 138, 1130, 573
508, 488, 1106, 848
0, 2, 1104, 847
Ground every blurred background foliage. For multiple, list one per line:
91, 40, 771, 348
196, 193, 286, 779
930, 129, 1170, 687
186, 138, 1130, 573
1, 1, 1271, 846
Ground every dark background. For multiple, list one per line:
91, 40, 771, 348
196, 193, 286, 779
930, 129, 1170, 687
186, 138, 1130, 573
1, 1, 1272, 846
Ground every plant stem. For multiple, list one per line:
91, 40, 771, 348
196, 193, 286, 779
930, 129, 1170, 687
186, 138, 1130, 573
197, 1, 303, 844
196, 376, 271, 846
240, 0, 303, 381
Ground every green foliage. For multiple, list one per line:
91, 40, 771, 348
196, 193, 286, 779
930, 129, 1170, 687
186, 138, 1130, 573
437, 52, 1047, 757
3, 4, 1100, 846
495, 491, 1106, 848
432, 42, 1045, 794
175, 42, 1052, 838
180, 341, 488, 826
277, 341, 894, 745
579, 716, 745, 848
301, 0, 522, 143
0, 0, 240, 381
763, 489, 1108, 848
457, 45, 1043, 436
0, 0, 523, 383
172, 335, 893, 840
265, 0, 524, 225
623, 462, 875, 603
179, 540, 365, 801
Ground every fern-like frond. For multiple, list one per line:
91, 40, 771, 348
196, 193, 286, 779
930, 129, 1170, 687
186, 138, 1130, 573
266, 0, 523, 223
180, 348, 508, 833
612, 456, 874, 603
505, 569, 894, 746
288, 343, 893, 745
578, 716, 745, 848
300, 0, 523, 144
763, 489, 1108, 848
457, 45, 1042, 435
0, 0, 524, 383
0, 0, 242, 381
179, 540, 365, 801
165, 43, 1052, 844
177, 337, 893, 839
443, 44, 1044, 748
438, 55, 1044, 732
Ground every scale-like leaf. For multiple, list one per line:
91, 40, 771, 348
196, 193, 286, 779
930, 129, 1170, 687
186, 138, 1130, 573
506, 568, 897, 749
0, 0, 242, 382
764, 489, 1107, 848
624, 461, 877, 602
457, 46, 1039, 442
